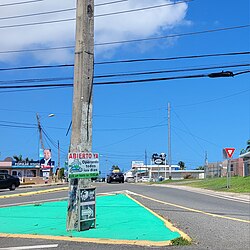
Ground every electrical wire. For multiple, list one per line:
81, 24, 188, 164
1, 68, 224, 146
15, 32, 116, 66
0, 77, 73, 84
94, 63, 250, 78
0, 0, 44, 7
0, 51, 248, 71
0, 64, 250, 85
0, 46, 74, 54
95, 0, 128, 7
0, 8, 76, 21
0, 64, 73, 71
0, 17, 75, 29
95, 0, 192, 17
0, 0, 190, 22
0, 70, 249, 90
95, 25, 250, 46
1, 62, 249, 84
95, 51, 250, 64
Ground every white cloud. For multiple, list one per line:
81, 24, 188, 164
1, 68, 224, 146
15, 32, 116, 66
0, 0, 189, 64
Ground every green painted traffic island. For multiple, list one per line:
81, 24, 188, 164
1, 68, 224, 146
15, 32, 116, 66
0, 193, 190, 246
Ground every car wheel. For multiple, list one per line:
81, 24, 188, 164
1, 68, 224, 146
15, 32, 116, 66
9, 184, 16, 191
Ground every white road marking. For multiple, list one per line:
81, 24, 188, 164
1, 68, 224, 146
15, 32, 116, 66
0, 197, 68, 208
0, 244, 58, 250
153, 184, 250, 204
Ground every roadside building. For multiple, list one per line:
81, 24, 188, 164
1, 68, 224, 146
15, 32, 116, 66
130, 161, 204, 180
0, 157, 54, 184
205, 158, 246, 178
239, 151, 250, 176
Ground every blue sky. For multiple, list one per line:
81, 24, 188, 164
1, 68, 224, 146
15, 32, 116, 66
0, 0, 249, 175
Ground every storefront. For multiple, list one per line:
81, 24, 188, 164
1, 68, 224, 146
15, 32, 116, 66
0, 158, 54, 184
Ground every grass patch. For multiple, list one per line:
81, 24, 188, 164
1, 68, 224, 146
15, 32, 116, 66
171, 237, 192, 246
184, 176, 250, 193
151, 178, 201, 185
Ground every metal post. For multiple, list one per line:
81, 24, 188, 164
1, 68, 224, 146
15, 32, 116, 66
168, 103, 172, 179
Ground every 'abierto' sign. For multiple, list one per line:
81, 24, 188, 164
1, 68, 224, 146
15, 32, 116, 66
68, 152, 99, 179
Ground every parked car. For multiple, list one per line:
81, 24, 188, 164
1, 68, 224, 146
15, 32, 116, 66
139, 176, 150, 182
0, 173, 20, 191
107, 172, 124, 183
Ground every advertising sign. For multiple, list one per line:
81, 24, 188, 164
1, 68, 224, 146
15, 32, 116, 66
78, 187, 96, 231
68, 152, 99, 179
131, 161, 144, 169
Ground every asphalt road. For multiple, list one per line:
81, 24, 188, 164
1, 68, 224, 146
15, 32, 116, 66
0, 182, 249, 249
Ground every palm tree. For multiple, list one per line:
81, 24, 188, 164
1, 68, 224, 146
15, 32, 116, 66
13, 154, 23, 162
246, 139, 250, 152
178, 161, 186, 170
13, 155, 33, 163
240, 139, 250, 154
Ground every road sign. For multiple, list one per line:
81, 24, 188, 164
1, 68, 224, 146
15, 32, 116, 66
78, 187, 96, 231
68, 152, 99, 179
224, 148, 235, 158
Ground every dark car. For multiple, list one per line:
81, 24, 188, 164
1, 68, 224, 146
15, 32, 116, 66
107, 172, 124, 184
0, 173, 20, 191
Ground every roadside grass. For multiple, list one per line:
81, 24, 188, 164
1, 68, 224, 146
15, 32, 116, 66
184, 176, 250, 193
171, 237, 192, 246
153, 176, 250, 193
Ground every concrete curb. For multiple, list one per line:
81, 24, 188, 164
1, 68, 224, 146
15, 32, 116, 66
19, 182, 67, 189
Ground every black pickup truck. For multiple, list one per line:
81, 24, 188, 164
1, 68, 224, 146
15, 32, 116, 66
0, 173, 20, 191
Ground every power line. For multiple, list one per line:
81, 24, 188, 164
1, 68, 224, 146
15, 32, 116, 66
0, 17, 75, 29
0, 77, 73, 84
95, 0, 192, 17
1, 62, 249, 84
0, 25, 249, 53
95, 25, 250, 46
0, 0, 190, 22
95, 0, 128, 7
94, 63, 250, 78
0, 0, 128, 20
0, 123, 36, 129
175, 88, 250, 108
95, 51, 250, 65
0, 64, 73, 71
0, 46, 75, 54
0, 0, 44, 7
0, 51, 248, 71
0, 8, 76, 21
0, 70, 249, 90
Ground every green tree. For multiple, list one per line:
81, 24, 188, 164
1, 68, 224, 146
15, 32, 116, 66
58, 168, 65, 180
195, 166, 205, 170
240, 139, 250, 154
111, 165, 120, 172
13, 155, 33, 163
178, 161, 186, 170
13, 154, 23, 162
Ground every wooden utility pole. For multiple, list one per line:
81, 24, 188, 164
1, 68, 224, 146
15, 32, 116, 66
67, 0, 94, 231
36, 113, 44, 150
57, 140, 60, 168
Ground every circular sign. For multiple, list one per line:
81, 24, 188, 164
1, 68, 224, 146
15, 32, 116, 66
154, 158, 163, 165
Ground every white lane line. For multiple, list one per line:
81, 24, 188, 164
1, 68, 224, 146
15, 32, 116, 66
152, 185, 250, 204
0, 244, 58, 250
0, 192, 125, 208
0, 197, 68, 208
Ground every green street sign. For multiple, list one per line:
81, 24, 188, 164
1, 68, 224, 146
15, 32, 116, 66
69, 172, 99, 179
